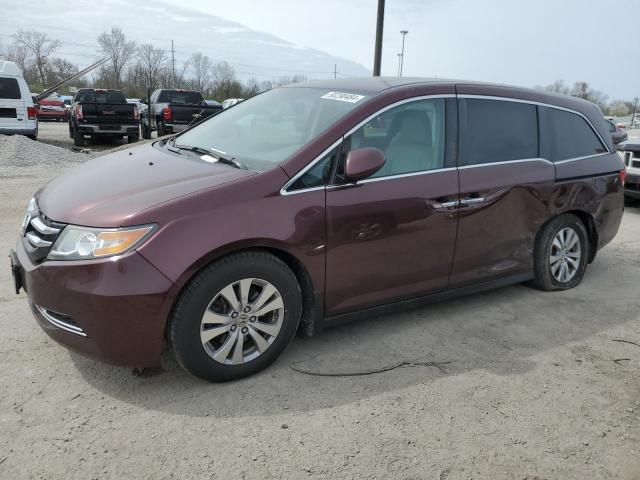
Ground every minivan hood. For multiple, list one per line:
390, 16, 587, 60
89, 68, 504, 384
37, 142, 255, 227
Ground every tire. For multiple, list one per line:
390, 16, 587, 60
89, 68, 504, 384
73, 128, 85, 147
157, 120, 166, 137
127, 133, 140, 143
68, 123, 74, 139
530, 213, 589, 291
141, 120, 151, 140
169, 251, 302, 382
27, 134, 37, 141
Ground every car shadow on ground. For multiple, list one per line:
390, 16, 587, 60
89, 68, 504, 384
69, 253, 638, 418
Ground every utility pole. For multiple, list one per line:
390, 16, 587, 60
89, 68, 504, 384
397, 53, 402, 77
334, 64, 338, 79
373, 0, 385, 76
171, 40, 176, 86
399, 30, 409, 77
631, 97, 638, 128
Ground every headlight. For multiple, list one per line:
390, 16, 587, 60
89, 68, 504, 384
47, 224, 156, 260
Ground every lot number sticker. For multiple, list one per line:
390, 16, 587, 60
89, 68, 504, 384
321, 91, 365, 103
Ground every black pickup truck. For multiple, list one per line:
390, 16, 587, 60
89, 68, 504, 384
68, 88, 139, 146
141, 89, 222, 139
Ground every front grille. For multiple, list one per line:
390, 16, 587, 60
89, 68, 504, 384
23, 210, 66, 262
632, 160, 640, 169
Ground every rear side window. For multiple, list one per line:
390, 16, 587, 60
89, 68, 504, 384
460, 99, 538, 166
0, 78, 21, 99
546, 108, 606, 161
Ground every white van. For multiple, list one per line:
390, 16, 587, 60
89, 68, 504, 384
0, 60, 38, 139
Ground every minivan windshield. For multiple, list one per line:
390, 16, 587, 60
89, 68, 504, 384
175, 87, 368, 170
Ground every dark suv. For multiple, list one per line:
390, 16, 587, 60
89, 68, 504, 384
11, 78, 625, 382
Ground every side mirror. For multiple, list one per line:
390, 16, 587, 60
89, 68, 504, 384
345, 147, 385, 182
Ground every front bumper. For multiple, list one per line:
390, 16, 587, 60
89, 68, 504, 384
625, 172, 640, 199
77, 124, 139, 135
11, 238, 174, 368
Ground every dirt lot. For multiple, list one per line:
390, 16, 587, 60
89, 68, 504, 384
1, 142, 639, 479
37, 121, 156, 153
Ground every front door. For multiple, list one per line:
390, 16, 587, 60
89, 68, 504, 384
325, 97, 459, 315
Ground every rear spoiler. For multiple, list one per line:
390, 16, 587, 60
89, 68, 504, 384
35, 57, 109, 103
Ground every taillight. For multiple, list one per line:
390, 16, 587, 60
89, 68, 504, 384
163, 106, 172, 122
133, 105, 139, 120
75, 104, 83, 120
620, 169, 627, 185
27, 106, 37, 120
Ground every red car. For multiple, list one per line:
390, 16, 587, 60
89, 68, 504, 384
11, 78, 625, 382
37, 97, 67, 121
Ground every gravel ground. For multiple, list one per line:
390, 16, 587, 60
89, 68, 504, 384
37, 121, 156, 153
0, 140, 639, 479
0, 134, 93, 169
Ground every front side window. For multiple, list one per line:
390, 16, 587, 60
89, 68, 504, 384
177, 87, 368, 171
0, 78, 21, 99
340, 98, 445, 179
546, 108, 606, 161
460, 98, 538, 166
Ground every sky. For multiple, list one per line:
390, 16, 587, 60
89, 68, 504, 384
2, 0, 638, 100
178, 0, 639, 100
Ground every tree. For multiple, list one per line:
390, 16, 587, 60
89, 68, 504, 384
134, 44, 166, 91
188, 52, 212, 94
12, 30, 61, 85
211, 61, 243, 99
242, 77, 261, 97
46, 57, 79, 85
608, 100, 630, 117
97, 28, 136, 89
5, 43, 32, 79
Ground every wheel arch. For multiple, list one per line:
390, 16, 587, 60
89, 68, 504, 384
163, 243, 320, 341
536, 209, 598, 263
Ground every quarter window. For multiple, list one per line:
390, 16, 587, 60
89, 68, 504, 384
342, 98, 445, 179
547, 108, 606, 161
460, 99, 538, 166
288, 147, 338, 191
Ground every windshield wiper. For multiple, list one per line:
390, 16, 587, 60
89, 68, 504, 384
166, 138, 248, 170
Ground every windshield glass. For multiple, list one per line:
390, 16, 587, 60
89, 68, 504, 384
175, 87, 368, 170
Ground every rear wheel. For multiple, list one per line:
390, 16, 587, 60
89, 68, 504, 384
73, 128, 85, 147
157, 120, 166, 137
531, 213, 589, 291
170, 251, 302, 382
127, 133, 140, 143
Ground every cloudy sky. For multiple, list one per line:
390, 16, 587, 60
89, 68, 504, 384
179, 0, 638, 99
2, 0, 638, 99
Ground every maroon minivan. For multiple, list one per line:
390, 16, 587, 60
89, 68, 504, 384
11, 78, 625, 382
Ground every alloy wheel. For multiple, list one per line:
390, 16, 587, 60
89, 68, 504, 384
200, 278, 284, 365
550, 227, 581, 283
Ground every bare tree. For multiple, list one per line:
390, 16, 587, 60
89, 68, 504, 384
134, 44, 167, 91
188, 52, 212, 94
544, 80, 570, 95
46, 57, 79, 84
608, 100, 630, 117
12, 30, 61, 85
5, 43, 31, 76
242, 77, 261, 97
97, 28, 136, 89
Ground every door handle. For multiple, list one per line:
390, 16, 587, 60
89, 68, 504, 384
432, 200, 459, 209
460, 197, 485, 206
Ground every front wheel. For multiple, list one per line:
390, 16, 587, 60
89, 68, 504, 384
530, 213, 589, 291
169, 251, 302, 382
